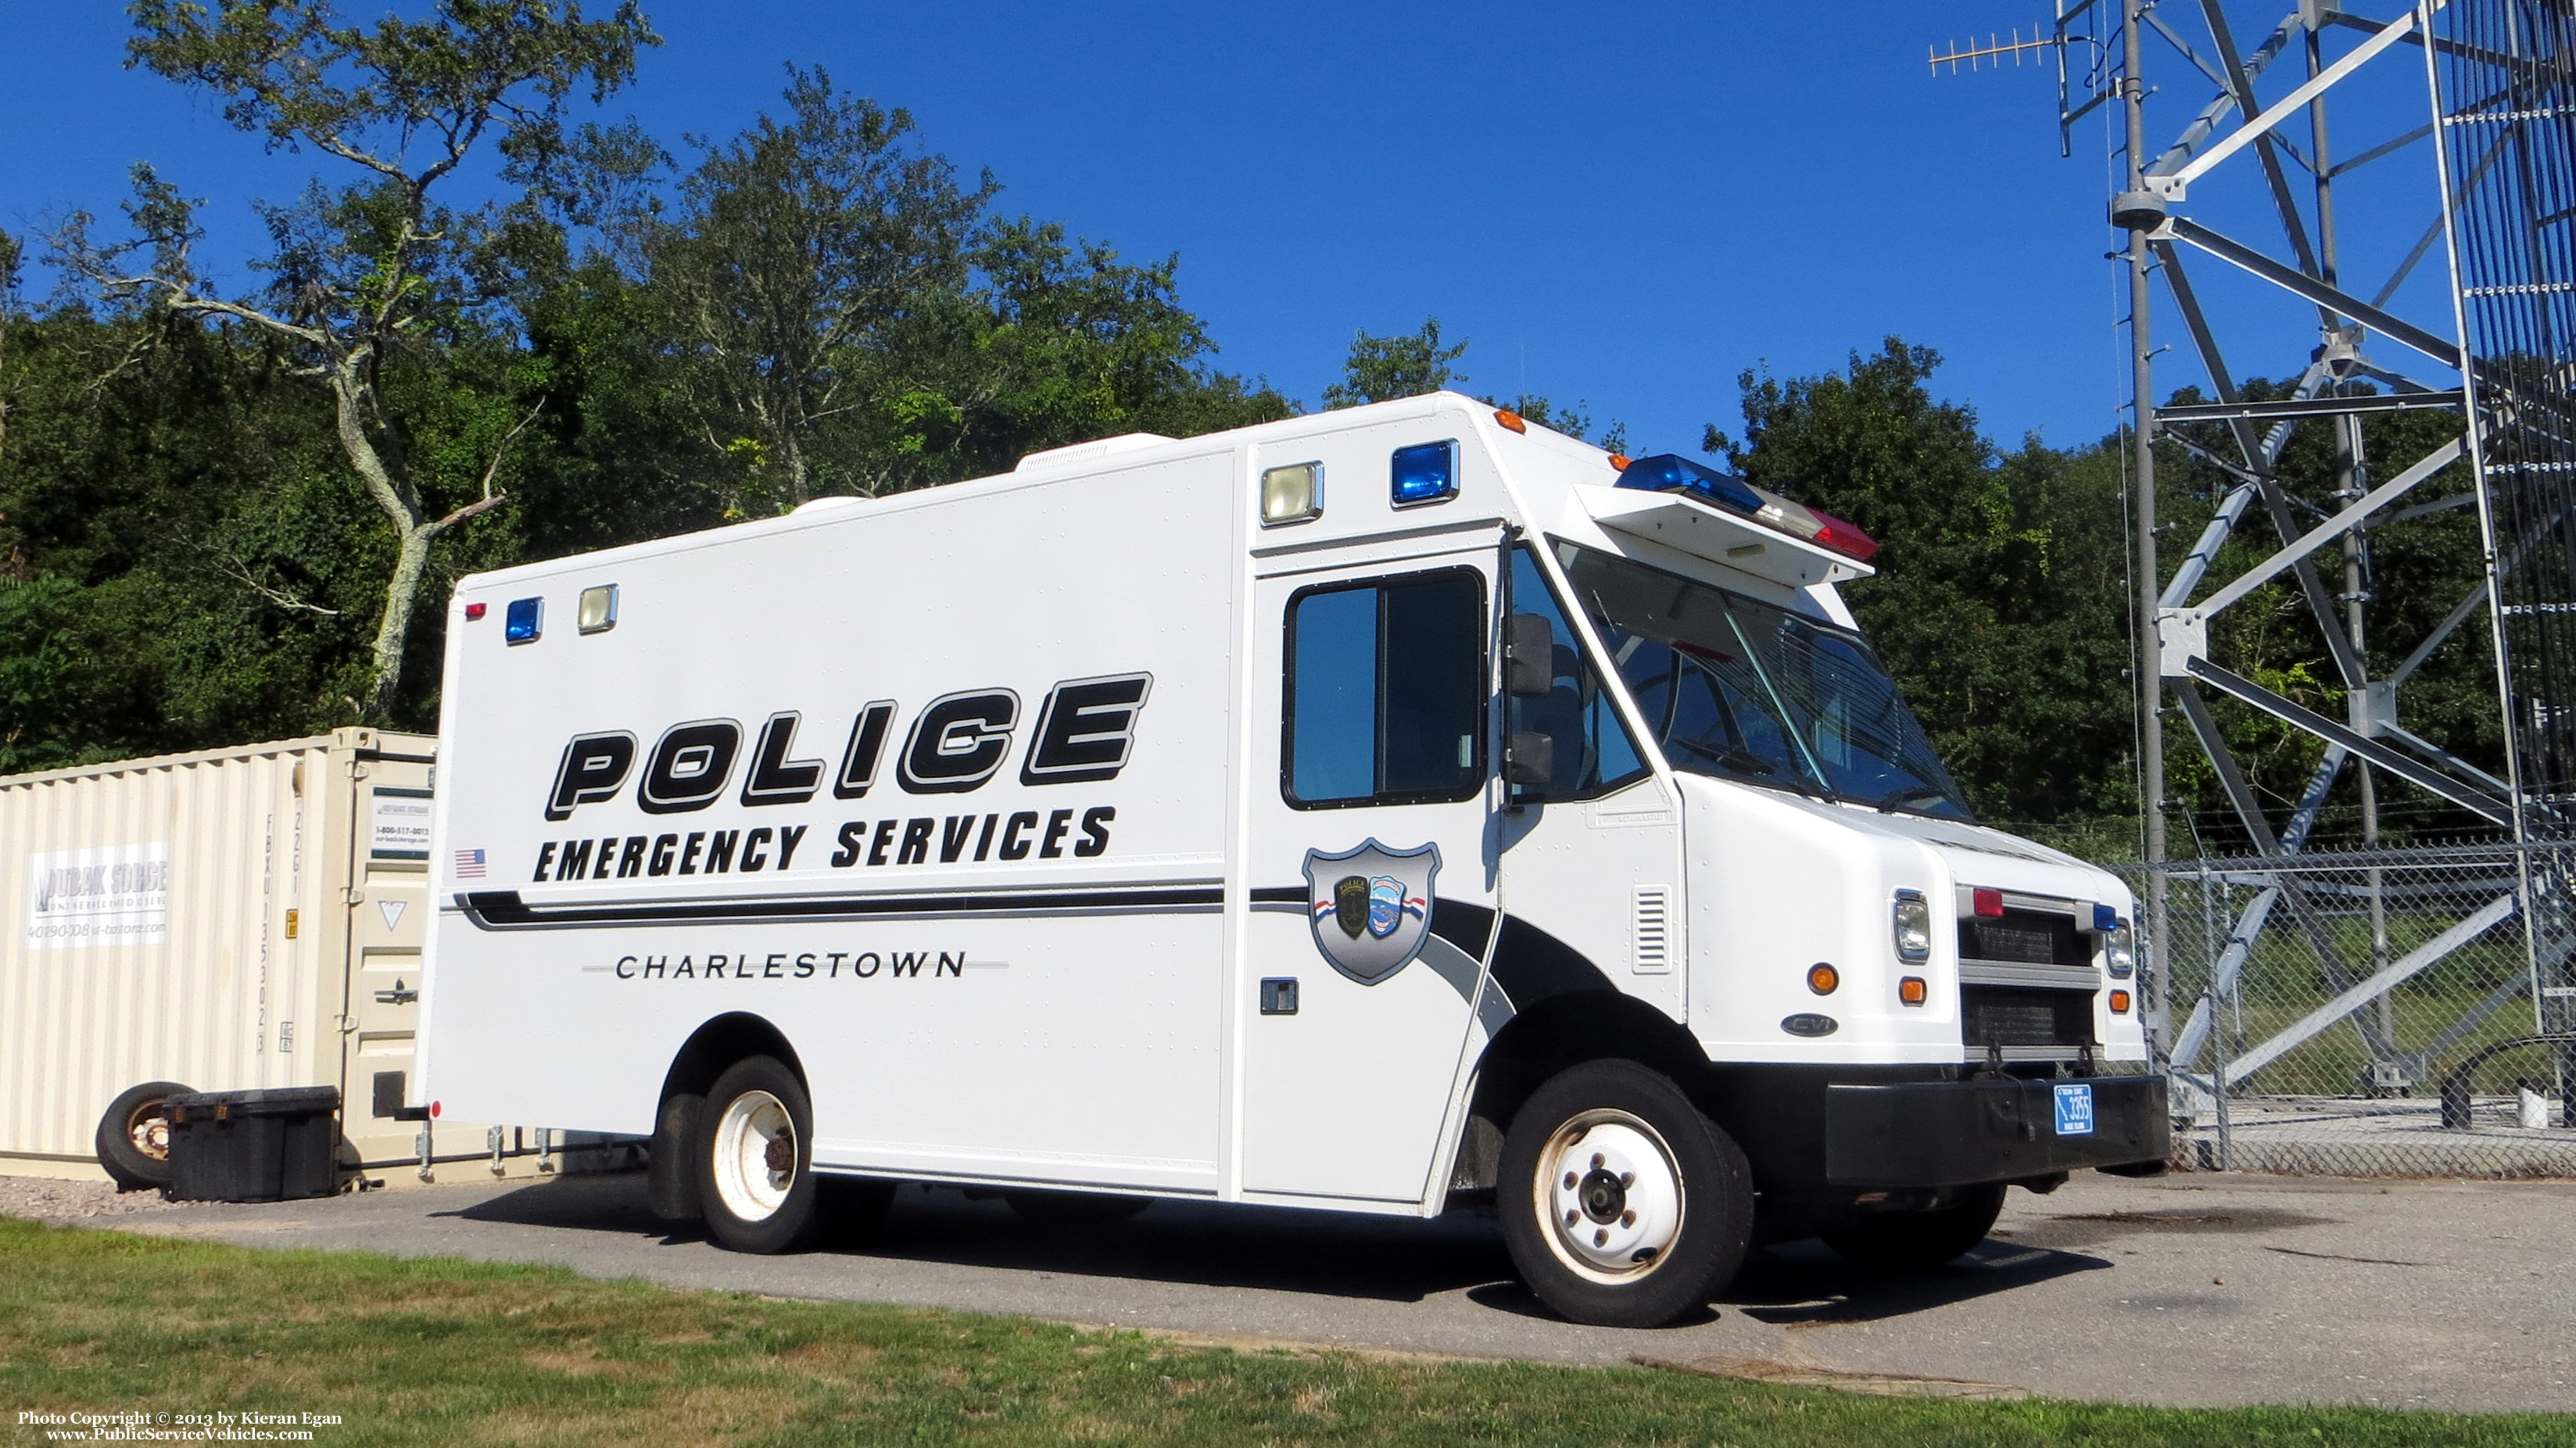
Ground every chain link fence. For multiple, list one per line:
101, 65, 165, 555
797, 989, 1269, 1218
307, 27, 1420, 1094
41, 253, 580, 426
2124, 844, 2576, 1177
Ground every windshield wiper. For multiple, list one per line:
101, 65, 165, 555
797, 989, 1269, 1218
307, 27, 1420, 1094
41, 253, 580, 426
1667, 736, 1775, 776
1872, 784, 1951, 814
1668, 737, 1832, 803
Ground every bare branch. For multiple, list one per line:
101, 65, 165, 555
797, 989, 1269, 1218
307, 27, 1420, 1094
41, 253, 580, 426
213, 554, 342, 616
167, 291, 327, 347
424, 400, 544, 535
425, 489, 511, 536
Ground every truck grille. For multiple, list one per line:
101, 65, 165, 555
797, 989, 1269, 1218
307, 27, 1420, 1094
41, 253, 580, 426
1958, 910, 2087, 967
1962, 985, 2097, 1048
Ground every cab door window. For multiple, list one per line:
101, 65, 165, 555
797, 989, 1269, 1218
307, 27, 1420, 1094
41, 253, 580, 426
1284, 568, 1487, 807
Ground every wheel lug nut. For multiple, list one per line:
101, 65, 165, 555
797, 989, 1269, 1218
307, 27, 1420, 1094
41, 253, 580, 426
1621, 1210, 1636, 1227
1594, 1228, 1610, 1246
1591, 1152, 1606, 1170
1620, 1173, 1634, 1188
1563, 1172, 1578, 1190
1565, 1210, 1579, 1225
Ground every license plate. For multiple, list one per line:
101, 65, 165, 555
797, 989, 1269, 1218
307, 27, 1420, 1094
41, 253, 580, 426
2053, 1082, 2096, 1137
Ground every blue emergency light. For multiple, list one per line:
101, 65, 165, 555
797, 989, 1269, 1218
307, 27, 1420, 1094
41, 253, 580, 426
504, 597, 543, 645
1615, 453, 1766, 517
1391, 439, 1458, 507
2094, 904, 2123, 933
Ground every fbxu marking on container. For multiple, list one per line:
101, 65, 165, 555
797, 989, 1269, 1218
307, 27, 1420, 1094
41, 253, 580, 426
24, 842, 170, 950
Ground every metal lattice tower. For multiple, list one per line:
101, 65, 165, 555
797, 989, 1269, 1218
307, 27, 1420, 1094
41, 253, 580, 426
1940, 0, 2576, 1094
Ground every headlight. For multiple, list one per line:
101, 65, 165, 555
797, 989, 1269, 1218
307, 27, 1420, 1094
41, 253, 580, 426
1893, 890, 1932, 962
2104, 923, 2136, 978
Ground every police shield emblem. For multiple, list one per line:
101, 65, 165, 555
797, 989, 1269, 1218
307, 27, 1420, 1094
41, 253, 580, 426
1303, 840, 1439, 984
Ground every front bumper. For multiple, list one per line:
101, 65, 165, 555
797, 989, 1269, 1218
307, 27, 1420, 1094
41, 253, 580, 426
1823, 1074, 2169, 1187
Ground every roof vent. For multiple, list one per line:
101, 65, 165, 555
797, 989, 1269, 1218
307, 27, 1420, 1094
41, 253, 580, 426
791, 496, 867, 515
1015, 432, 1176, 472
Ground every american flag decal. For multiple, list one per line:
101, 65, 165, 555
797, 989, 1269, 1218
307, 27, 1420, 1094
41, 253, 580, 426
454, 848, 487, 879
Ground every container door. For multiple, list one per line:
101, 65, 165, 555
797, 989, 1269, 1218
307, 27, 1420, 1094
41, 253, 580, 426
338, 771, 435, 1167
1241, 550, 1499, 1203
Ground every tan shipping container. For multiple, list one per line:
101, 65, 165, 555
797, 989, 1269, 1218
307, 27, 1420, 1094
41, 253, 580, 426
1, 729, 610, 1187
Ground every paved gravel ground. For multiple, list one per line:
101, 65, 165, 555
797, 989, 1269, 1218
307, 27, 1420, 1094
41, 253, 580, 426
12, 1168, 2571, 1412
0, 1177, 199, 1220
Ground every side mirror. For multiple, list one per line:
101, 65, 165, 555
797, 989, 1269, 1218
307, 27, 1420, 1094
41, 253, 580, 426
1505, 731, 1556, 787
1506, 615, 1556, 697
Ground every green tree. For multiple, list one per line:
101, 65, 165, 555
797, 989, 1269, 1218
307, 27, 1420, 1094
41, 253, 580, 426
646, 66, 992, 509
1324, 317, 1466, 407
0, 224, 20, 470
921, 217, 1290, 478
48, 0, 656, 720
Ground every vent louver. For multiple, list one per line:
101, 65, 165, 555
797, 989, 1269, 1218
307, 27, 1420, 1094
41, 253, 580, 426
1632, 887, 1671, 974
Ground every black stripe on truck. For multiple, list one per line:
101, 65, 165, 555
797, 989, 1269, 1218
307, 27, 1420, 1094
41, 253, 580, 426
457, 883, 1224, 930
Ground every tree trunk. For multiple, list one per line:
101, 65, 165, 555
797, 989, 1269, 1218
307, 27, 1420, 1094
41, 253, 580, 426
365, 523, 435, 719
325, 357, 435, 722
779, 423, 811, 507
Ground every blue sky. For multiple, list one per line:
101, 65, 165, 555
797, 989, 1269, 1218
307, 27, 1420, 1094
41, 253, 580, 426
0, 2, 2456, 460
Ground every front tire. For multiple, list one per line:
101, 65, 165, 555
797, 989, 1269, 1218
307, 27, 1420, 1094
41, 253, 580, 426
695, 1056, 820, 1253
1823, 1184, 2007, 1271
1498, 1059, 1752, 1328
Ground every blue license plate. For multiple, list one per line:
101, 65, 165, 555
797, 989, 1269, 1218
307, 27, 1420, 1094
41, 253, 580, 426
2053, 1082, 2096, 1136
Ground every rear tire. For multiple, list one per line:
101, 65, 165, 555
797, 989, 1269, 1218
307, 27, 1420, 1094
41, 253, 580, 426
695, 1056, 820, 1253
1498, 1059, 1752, 1328
1005, 1190, 1152, 1228
96, 1081, 190, 1193
1823, 1184, 2008, 1271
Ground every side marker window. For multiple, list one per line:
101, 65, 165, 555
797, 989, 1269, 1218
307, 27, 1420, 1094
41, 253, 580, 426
1284, 568, 1486, 808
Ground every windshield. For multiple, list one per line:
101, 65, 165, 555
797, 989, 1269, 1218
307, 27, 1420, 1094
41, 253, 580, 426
1554, 542, 1973, 821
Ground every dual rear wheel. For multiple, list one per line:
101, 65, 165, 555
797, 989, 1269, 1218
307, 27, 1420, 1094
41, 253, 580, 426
694, 1056, 893, 1253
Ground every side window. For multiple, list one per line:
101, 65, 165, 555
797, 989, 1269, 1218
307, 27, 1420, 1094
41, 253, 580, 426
1507, 547, 1650, 803
1285, 569, 1488, 807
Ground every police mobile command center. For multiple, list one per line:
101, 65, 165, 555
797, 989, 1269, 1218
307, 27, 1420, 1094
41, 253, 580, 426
417, 391, 2166, 1327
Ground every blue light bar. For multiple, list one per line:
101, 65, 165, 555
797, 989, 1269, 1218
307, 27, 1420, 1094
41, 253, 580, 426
504, 597, 543, 645
1615, 453, 1765, 517
1391, 439, 1458, 507
2093, 904, 2122, 933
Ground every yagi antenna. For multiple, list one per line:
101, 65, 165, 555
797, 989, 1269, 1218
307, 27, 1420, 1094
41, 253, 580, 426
1928, 25, 2057, 75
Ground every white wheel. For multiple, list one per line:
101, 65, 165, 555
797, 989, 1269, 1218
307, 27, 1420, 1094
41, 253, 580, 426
709, 1088, 796, 1223
1535, 1108, 1686, 1285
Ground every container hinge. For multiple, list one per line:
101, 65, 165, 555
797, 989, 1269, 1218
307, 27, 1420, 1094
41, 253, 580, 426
342, 887, 366, 906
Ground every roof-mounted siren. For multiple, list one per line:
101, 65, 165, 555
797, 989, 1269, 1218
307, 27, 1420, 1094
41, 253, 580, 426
1614, 454, 1879, 562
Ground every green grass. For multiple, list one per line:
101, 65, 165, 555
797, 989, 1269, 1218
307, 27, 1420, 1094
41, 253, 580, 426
0, 1217, 2563, 1446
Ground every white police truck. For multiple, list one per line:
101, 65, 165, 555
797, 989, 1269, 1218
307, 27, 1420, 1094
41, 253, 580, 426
418, 391, 2164, 1327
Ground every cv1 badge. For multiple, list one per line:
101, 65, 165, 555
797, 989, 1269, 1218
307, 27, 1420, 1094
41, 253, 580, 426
1302, 839, 1439, 984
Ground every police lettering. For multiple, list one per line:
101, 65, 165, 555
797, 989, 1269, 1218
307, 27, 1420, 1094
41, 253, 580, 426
541, 675, 1152, 819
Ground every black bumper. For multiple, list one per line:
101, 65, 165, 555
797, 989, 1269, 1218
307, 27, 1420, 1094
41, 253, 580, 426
1823, 1074, 2169, 1187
